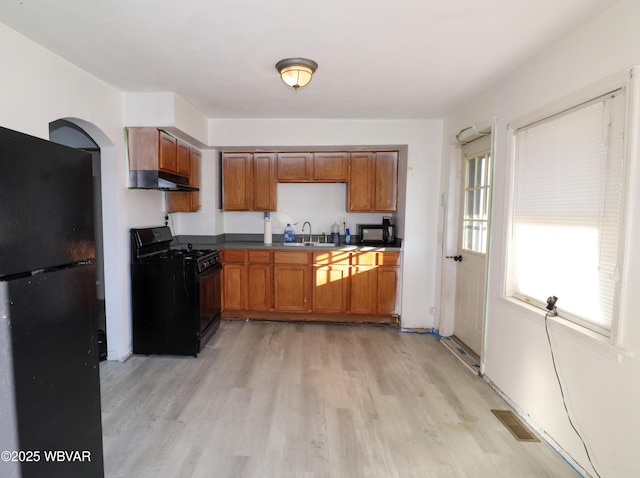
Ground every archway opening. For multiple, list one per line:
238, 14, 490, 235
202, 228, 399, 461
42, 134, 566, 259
49, 119, 110, 360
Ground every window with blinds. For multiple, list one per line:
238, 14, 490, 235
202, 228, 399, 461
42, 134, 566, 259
509, 88, 628, 336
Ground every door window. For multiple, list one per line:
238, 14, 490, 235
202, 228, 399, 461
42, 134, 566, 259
462, 149, 491, 254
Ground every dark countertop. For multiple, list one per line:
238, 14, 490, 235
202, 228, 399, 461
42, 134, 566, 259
217, 241, 403, 252
174, 234, 402, 253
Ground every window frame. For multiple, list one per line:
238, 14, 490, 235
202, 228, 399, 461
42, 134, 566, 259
503, 67, 638, 346
460, 146, 492, 255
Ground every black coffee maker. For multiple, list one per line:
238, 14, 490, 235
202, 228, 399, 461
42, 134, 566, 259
382, 216, 395, 244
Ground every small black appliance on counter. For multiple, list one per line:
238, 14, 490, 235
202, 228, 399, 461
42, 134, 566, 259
358, 216, 396, 245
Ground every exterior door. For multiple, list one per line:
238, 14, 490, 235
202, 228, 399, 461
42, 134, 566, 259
452, 136, 491, 355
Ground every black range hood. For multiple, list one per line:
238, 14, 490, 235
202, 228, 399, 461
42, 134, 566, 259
129, 170, 198, 192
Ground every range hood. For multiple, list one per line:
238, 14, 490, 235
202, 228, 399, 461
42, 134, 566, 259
129, 170, 198, 192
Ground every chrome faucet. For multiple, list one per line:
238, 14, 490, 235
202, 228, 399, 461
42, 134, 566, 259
301, 221, 312, 242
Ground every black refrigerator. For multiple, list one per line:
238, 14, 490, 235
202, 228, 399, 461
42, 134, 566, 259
0, 127, 104, 477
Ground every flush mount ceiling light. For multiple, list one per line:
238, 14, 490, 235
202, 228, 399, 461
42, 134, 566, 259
275, 58, 318, 90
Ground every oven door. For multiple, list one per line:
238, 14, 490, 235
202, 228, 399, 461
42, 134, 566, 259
198, 262, 222, 347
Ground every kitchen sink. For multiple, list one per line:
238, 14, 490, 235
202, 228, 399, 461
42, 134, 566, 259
280, 242, 337, 247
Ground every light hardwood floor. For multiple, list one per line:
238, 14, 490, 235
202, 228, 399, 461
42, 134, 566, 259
100, 321, 579, 478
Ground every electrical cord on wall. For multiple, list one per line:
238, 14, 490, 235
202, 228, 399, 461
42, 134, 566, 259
544, 306, 602, 478
166, 212, 181, 245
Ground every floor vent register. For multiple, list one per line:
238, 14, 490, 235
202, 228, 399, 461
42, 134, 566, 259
491, 409, 539, 442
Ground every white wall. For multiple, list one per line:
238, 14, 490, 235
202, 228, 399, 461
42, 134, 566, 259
0, 19, 445, 356
0, 25, 217, 361
204, 119, 443, 328
0, 23, 142, 361
441, 1, 640, 476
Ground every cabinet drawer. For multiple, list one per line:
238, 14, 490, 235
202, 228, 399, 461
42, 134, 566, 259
378, 252, 400, 266
248, 250, 271, 263
222, 249, 246, 263
351, 252, 377, 266
273, 251, 309, 265
313, 251, 350, 265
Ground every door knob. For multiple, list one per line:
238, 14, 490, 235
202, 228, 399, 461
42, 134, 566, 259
446, 255, 462, 262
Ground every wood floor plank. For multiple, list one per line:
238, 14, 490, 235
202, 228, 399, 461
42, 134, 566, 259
100, 321, 579, 478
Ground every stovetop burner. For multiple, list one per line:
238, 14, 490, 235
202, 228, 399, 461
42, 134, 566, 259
131, 226, 219, 272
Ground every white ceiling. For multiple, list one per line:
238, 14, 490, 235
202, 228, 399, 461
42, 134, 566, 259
0, 0, 621, 119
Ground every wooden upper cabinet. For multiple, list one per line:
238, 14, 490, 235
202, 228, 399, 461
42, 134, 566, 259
222, 153, 276, 211
222, 153, 253, 211
129, 127, 201, 211
313, 152, 349, 181
277, 153, 313, 181
128, 127, 188, 178
374, 152, 398, 212
176, 140, 191, 177
189, 148, 202, 210
222, 149, 397, 212
348, 152, 375, 211
158, 131, 177, 174
253, 153, 277, 211
348, 151, 398, 212
166, 147, 202, 213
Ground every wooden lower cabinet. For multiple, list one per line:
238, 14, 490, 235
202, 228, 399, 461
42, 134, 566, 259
273, 251, 310, 312
222, 262, 246, 310
376, 266, 399, 314
221, 248, 399, 322
221, 249, 246, 310
247, 250, 272, 311
312, 264, 349, 313
350, 265, 377, 314
274, 265, 310, 312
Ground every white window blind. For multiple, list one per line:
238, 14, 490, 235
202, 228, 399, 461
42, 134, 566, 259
510, 88, 627, 335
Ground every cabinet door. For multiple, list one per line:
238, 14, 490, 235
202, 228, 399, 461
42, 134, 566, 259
165, 147, 201, 213
313, 265, 349, 313
274, 265, 309, 311
350, 265, 377, 314
221, 249, 246, 311
277, 153, 313, 181
376, 266, 398, 314
222, 263, 246, 310
189, 148, 202, 210
374, 151, 398, 212
176, 140, 191, 177
247, 263, 272, 311
222, 153, 253, 211
347, 152, 374, 211
158, 131, 177, 174
313, 152, 349, 181
253, 153, 277, 211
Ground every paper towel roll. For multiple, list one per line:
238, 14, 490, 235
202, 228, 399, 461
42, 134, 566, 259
264, 218, 272, 245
